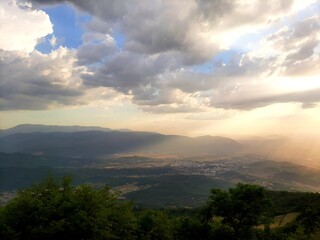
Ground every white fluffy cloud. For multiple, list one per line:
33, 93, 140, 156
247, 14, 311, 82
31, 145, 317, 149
0, 0, 53, 53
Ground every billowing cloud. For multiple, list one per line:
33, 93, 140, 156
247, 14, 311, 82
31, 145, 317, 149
206, 13, 320, 110
0, 48, 84, 110
30, 0, 302, 61
0, 0, 53, 52
77, 33, 117, 65
0, 1, 81, 111
3, 0, 320, 113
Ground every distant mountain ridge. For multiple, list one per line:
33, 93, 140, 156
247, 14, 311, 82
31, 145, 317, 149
0, 124, 242, 157
0, 124, 116, 136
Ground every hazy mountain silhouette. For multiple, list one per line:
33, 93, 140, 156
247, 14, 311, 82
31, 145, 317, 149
0, 124, 242, 157
0, 124, 115, 136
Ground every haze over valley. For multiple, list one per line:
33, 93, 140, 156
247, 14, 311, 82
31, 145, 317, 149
1, 124, 320, 207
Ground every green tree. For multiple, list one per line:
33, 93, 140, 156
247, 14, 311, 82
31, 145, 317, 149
175, 216, 212, 240
0, 176, 136, 240
203, 183, 272, 240
137, 210, 173, 240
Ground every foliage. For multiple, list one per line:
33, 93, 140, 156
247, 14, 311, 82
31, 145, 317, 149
0, 176, 136, 240
136, 210, 174, 240
1, 177, 320, 240
203, 183, 272, 240
174, 216, 212, 240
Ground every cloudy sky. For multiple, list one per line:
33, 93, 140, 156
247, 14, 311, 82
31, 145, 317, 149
0, 0, 320, 137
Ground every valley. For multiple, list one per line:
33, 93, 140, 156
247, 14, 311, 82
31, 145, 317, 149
1, 124, 320, 208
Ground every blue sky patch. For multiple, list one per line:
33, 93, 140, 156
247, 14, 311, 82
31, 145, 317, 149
113, 31, 126, 50
36, 4, 91, 53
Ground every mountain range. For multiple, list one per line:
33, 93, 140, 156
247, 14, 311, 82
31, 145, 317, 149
0, 124, 242, 157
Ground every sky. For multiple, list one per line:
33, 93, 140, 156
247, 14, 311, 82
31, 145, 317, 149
0, 0, 320, 137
